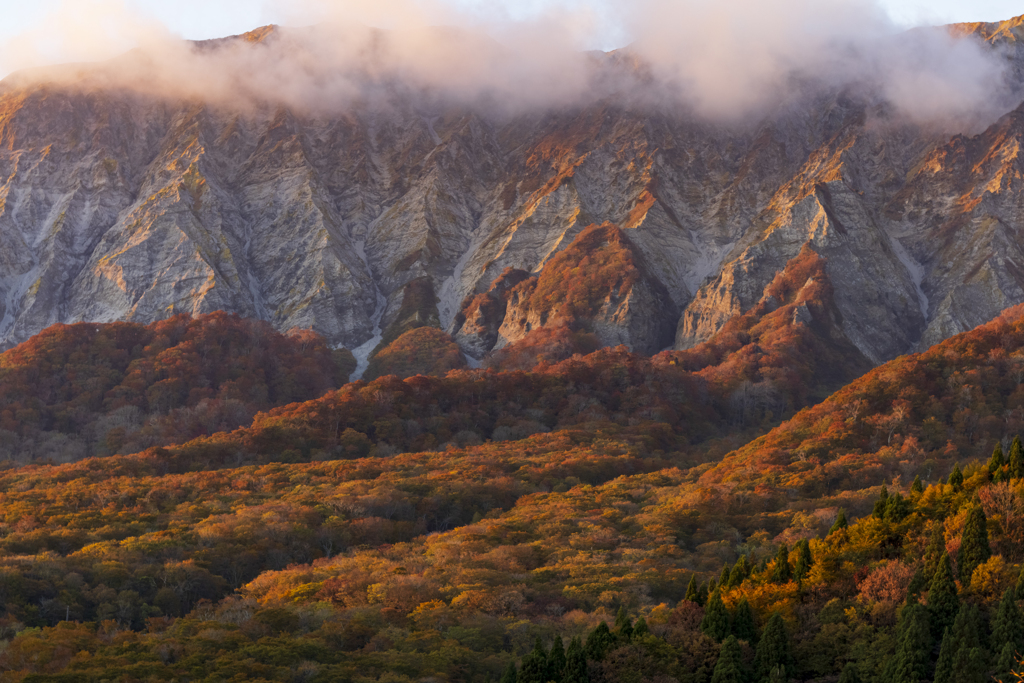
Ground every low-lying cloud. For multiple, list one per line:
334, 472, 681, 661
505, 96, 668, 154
0, 0, 1019, 128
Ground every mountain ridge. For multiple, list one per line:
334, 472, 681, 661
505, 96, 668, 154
0, 19, 1020, 374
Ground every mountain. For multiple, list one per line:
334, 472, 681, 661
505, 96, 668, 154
0, 18, 1021, 371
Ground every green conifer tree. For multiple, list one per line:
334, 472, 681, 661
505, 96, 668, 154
883, 492, 911, 522
873, 484, 890, 518
614, 606, 633, 641
993, 642, 1019, 683
732, 597, 757, 643
500, 661, 518, 683
584, 622, 614, 662
933, 626, 956, 683
754, 612, 793, 681
719, 562, 731, 588
547, 636, 566, 683
924, 522, 947, 580
563, 637, 589, 683
950, 646, 987, 683
990, 441, 1006, 477
771, 543, 791, 584
1010, 435, 1024, 479
959, 506, 991, 586
993, 588, 1024, 656
838, 662, 861, 683
520, 638, 549, 683
880, 603, 932, 683
685, 575, 700, 603
935, 602, 985, 683
793, 539, 813, 581
728, 555, 750, 588
701, 589, 731, 642
710, 635, 746, 683
911, 475, 924, 495
632, 616, 649, 639
928, 553, 960, 638
698, 581, 710, 607
948, 463, 964, 491
829, 509, 849, 535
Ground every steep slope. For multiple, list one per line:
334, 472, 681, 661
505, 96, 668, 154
660, 244, 874, 424
703, 302, 1024, 496
453, 222, 678, 358
0, 20, 1021, 371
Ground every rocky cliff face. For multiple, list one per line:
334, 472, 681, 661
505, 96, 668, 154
0, 17, 1022, 369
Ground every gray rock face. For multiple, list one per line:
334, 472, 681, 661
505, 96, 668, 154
0, 18, 1021, 367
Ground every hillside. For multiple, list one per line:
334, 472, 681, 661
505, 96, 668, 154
0, 312, 354, 463
2, 307, 1024, 681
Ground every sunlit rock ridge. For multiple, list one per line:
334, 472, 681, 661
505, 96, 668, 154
0, 16, 1022, 366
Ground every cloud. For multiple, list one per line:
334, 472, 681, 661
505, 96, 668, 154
0, 0, 1018, 128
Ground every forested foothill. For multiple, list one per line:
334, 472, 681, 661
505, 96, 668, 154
4, 304, 1024, 681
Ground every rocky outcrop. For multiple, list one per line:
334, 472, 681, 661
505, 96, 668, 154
457, 223, 679, 356
0, 18, 1021, 370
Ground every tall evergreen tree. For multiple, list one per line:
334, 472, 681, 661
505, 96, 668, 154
793, 539, 813, 581
771, 544, 791, 584
547, 636, 566, 683
990, 441, 1006, 477
698, 581, 710, 607
701, 589, 731, 642
923, 522, 947, 580
948, 463, 964, 491
719, 563, 732, 588
732, 597, 757, 643
563, 637, 589, 683
728, 555, 750, 588
829, 509, 849, 535
959, 506, 991, 586
614, 606, 633, 641
685, 575, 700, 603
934, 602, 985, 683
837, 662, 861, 683
933, 627, 956, 683
910, 475, 924, 495
754, 612, 793, 681
950, 645, 986, 683
1010, 435, 1024, 479
883, 492, 911, 522
993, 588, 1024, 656
632, 616, 649, 639
873, 484, 890, 518
519, 638, 549, 683
880, 603, 932, 683
500, 661, 518, 683
993, 642, 1020, 683
584, 622, 614, 662
928, 553, 960, 638
711, 635, 747, 683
